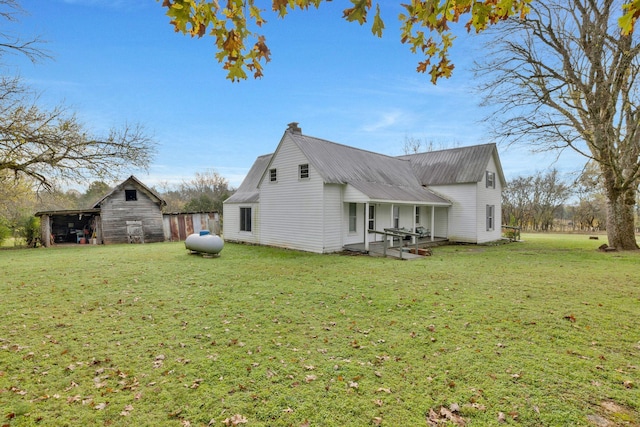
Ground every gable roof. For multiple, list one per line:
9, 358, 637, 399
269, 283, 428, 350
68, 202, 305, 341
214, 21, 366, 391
92, 175, 166, 208
225, 154, 273, 204
397, 143, 505, 186
286, 132, 450, 204
225, 129, 504, 206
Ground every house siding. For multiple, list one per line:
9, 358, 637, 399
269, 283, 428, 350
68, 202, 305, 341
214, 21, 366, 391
343, 202, 365, 246
476, 155, 503, 243
223, 202, 260, 244
430, 183, 478, 243
100, 184, 164, 244
322, 184, 343, 252
260, 137, 326, 253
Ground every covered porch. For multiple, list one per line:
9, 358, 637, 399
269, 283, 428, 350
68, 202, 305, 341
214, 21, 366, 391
343, 199, 450, 255
343, 234, 449, 259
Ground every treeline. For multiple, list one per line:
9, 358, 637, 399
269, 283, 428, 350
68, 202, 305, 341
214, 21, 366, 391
0, 169, 234, 246
502, 165, 631, 232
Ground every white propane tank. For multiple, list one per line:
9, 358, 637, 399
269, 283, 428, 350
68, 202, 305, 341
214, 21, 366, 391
185, 230, 224, 255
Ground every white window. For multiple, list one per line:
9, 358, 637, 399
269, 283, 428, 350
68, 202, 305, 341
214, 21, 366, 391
486, 171, 496, 189
240, 207, 252, 232
269, 168, 277, 182
368, 205, 375, 231
393, 206, 399, 229
299, 163, 309, 179
486, 205, 495, 231
349, 203, 357, 233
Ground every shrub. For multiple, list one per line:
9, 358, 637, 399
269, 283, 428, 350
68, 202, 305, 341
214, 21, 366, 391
0, 218, 10, 246
19, 215, 40, 247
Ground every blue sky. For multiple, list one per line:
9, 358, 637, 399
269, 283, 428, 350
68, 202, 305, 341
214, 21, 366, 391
9, 0, 585, 190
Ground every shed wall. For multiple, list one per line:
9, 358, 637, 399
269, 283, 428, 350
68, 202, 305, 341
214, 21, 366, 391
100, 185, 164, 244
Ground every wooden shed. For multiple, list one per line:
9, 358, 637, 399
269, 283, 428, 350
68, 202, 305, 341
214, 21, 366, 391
37, 176, 167, 246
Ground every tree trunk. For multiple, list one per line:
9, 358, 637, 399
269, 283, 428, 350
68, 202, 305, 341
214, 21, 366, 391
605, 186, 639, 250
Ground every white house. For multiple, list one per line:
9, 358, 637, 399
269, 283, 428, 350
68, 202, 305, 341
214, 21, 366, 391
223, 123, 505, 253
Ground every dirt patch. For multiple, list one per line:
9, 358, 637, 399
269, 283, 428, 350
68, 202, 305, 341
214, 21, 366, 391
587, 401, 639, 426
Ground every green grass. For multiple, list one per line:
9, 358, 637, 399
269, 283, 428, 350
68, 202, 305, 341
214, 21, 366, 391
1, 234, 639, 426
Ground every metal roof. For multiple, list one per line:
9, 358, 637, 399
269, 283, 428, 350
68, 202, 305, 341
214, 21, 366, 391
226, 130, 502, 206
224, 153, 272, 204
348, 181, 450, 204
291, 133, 421, 187
397, 143, 503, 185
92, 175, 166, 208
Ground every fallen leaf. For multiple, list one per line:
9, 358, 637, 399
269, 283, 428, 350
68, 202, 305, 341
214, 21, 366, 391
222, 414, 248, 426
497, 412, 506, 423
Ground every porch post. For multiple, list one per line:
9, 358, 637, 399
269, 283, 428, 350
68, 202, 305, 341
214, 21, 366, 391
364, 202, 370, 252
41, 214, 50, 247
431, 205, 435, 242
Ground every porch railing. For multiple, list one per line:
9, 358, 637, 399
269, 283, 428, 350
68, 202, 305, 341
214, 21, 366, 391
375, 228, 421, 259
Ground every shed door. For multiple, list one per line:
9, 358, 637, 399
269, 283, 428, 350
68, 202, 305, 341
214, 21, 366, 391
126, 221, 144, 243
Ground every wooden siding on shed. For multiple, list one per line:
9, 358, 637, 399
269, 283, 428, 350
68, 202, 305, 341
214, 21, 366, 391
162, 213, 220, 241
100, 185, 164, 244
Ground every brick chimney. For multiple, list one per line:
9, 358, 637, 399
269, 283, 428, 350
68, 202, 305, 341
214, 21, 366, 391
287, 122, 301, 134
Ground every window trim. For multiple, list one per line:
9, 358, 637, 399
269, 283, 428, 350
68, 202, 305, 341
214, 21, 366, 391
368, 205, 375, 231
348, 203, 357, 233
269, 168, 277, 182
486, 204, 495, 231
125, 189, 137, 201
299, 163, 309, 180
240, 207, 252, 232
393, 206, 399, 229
486, 171, 496, 189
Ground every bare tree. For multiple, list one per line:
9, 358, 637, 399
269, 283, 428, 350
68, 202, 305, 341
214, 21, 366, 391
0, 0, 49, 63
502, 170, 572, 231
179, 169, 231, 213
0, 2, 154, 190
0, 77, 156, 189
477, 0, 640, 249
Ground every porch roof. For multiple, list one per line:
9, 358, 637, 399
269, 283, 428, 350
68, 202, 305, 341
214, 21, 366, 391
348, 181, 451, 205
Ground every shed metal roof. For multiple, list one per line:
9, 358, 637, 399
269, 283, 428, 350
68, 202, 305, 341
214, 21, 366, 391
92, 175, 166, 208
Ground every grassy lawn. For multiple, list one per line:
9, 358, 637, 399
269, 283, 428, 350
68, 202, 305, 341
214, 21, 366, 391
1, 234, 639, 426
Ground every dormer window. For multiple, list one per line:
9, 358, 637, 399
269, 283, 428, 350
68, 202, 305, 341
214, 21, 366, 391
299, 163, 309, 179
269, 168, 277, 182
125, 189, 137, 201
